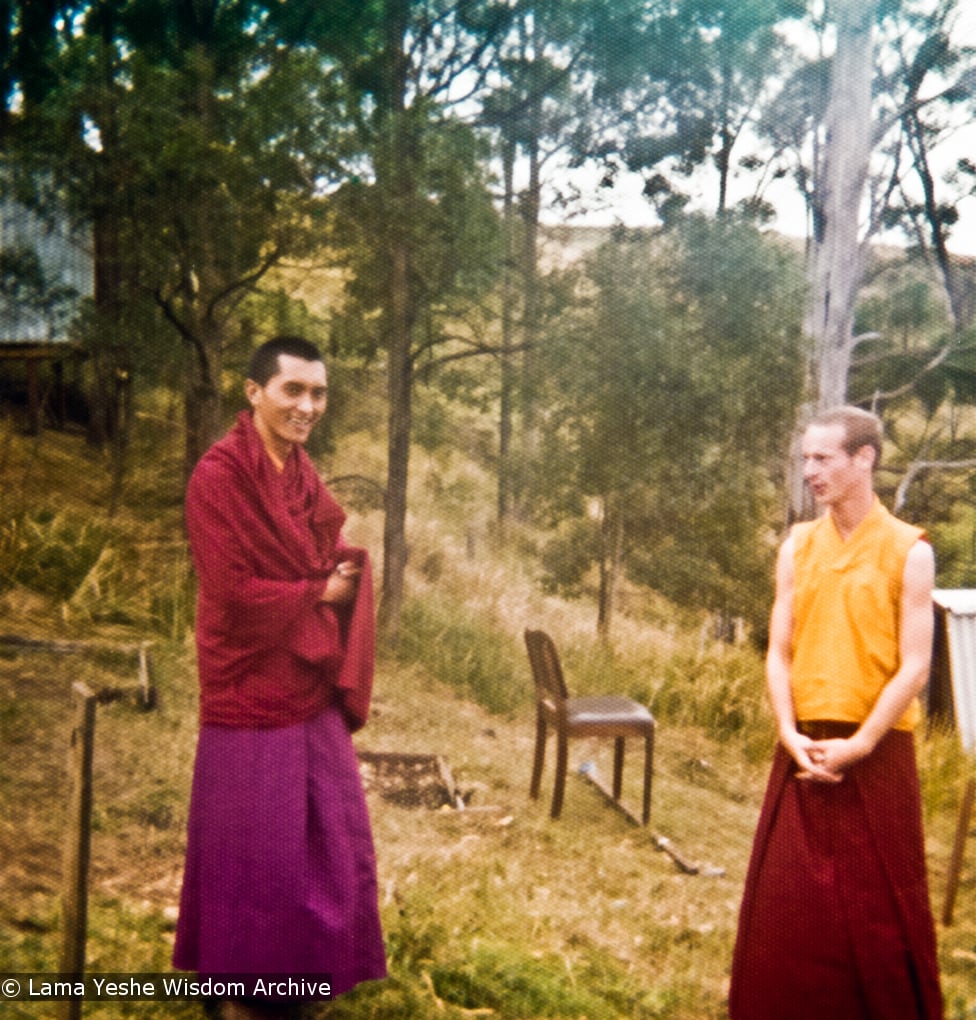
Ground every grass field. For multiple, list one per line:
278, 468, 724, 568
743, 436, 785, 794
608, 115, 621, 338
1, 419, 975, 1017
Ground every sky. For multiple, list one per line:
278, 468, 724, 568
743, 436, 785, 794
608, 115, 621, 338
541, 5, 976, 258
543, 139, 976, 258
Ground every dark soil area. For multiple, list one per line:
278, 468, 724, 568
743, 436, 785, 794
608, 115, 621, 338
357, 750, 457, 810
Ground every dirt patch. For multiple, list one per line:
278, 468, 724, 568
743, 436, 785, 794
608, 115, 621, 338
358, 750, 460, 810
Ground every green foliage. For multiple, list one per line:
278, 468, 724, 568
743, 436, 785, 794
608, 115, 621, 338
928, 504, 976, 590
558, 634, 773, 752
0, 416, 183, 636
7, 413, 976, 1018
917, 721, 971, 822
671, 215, 806, 456
328, 116, 502, 364
551, 637, 665, 711
1, 0, 356, 466
540, 518, 600, 598
0, 245, 78, 330
533, 217, 804, 629
857, 278, 937, 346
848, 260, 959, 414
367, 866, 686, 1018
383, 885, 449, 973
622, 0, 801, 214
396, 598, 527, 715
0, 506, 191, 632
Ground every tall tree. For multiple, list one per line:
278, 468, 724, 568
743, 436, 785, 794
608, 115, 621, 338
326, 0, 504, 644
802, 0, 877, 414
882, 0, 976, 334
481, 0, 649, 522
537, 219, 805, 636
123, 0, 331, 473
9, 0, 348, 477
761, 0, 976, 516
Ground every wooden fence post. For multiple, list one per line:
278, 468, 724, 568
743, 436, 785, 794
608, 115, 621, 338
57, 681, 97, 1020
943, 775, 976, 926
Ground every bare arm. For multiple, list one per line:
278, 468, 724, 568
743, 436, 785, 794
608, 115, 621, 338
765, 535, 837, 781
813, 539, 935, 778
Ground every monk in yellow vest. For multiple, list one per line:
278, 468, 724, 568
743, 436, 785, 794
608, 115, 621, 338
729, 406, 942, 1019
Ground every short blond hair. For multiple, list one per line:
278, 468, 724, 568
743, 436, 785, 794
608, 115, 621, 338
809, 405, 883, 465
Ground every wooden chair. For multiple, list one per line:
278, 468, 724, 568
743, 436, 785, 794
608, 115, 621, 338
524, 628, 655, 824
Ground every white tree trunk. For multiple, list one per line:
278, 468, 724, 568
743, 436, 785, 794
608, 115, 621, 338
804, 0, 877, 411
790, 0, 878, 520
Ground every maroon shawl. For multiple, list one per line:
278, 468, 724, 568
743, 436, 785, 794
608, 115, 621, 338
186, 412, 375, 730
729, 730, 942, 1019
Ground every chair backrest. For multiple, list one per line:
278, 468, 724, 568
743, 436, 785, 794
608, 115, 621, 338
524, 629, 570, 709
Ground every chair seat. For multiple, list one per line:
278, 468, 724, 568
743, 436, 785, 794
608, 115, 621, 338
525, 628, 655, 824
566, 695, 654, 727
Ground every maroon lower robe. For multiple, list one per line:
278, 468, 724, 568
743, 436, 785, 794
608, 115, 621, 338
729, 728, 942, 1020
173, 411, 386, 999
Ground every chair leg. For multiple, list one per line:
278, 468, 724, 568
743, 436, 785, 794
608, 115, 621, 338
530, 715, 547, 800
613, 736, 625, 801
552, 730, 568, 819
642, 725, 654, 826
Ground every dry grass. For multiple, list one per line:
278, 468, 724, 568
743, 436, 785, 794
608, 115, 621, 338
1, 417, 975, 1017
336, 657, 761, 1019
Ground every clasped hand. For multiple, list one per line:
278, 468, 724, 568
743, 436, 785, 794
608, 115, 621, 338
788, 733, 869, 783
320, 562, 361, 605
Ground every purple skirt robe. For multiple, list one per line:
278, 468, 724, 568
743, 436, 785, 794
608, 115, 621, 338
173, 703, 387, 999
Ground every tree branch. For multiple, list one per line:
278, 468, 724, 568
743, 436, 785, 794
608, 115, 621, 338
154, 286, 210, 383
894, 458, 976, 512
205, 247, 281, 321
866, 336, 959, 404
873, 70, 976, 144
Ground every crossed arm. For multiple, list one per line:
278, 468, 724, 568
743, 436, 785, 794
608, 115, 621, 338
766, 534, 935, 782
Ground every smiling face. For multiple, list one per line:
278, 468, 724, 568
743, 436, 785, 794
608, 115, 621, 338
801, 422, 874, 509
245, 353, 328, 467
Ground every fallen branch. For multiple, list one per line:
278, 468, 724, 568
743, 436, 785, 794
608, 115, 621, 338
577, 768, 724, 877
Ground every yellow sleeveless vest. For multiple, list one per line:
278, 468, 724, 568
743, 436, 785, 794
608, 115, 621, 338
791, 497, 924, 731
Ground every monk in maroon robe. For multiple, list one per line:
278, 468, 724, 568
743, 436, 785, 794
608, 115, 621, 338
729, 407, 941, 1019
173, 336, 386, 1020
